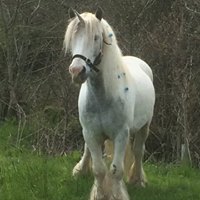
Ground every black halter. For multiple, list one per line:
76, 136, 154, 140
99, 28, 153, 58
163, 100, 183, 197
72, 52, 102, 73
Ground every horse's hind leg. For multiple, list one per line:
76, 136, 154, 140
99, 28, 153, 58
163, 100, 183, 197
73, 143, 91, 176
128, 123, 149, 187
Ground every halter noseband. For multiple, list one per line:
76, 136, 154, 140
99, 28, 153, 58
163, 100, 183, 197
72, 52, 102, 73
71, 35, 112, 73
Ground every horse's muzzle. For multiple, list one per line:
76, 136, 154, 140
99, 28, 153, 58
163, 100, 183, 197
70, 66, 87, 84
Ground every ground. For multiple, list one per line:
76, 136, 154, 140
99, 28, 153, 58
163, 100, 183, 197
1, 150, 200, 200
0, 121, 200, 200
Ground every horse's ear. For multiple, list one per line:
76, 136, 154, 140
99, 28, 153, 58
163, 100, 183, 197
69, 8, 76, 19
95, 7, 103, 21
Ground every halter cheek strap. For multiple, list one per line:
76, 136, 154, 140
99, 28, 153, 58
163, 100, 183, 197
72, 52, 102, 73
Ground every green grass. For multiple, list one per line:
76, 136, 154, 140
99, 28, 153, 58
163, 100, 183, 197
129, 164, 200, 200
0, 151, 93, 200
1, 152, 200, 200
0, 121, 200, 200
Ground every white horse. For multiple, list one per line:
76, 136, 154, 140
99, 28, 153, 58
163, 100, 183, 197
64, 8, 155, 200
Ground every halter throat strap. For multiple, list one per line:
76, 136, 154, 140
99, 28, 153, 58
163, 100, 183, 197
72, 52, 102, 73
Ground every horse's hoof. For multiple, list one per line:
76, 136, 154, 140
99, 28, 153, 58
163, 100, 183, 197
127, 166, 148, 188
72, 162, 83, 177
134, 180, 146, 188
90, 184, 107, 200
128, 177, 147, 188
110, 192, 130, 200
110, 181, 130, 200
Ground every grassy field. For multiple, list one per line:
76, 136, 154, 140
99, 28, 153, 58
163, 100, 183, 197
0, 121, 200, 200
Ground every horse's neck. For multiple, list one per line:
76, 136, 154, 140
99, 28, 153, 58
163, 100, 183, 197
86, 43, 125, 101
101, 44, 124, 98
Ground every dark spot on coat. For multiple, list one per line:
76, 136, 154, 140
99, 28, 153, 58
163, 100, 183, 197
113, 164, 117, 174
125, 87, 129, 92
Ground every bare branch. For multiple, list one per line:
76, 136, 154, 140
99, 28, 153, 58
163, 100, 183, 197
183, 0, 200, 15
31, 0, 41, 17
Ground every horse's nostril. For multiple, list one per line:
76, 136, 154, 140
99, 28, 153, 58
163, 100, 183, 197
81, 66, 86, 74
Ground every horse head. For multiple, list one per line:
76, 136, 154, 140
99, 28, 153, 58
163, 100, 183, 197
65, 8, 104, 84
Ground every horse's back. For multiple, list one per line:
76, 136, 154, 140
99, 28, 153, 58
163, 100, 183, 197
123, 56, 153, 81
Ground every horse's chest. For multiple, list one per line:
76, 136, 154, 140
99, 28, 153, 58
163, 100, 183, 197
80, 97, 127, 133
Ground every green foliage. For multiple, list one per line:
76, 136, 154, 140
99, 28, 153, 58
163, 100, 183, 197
0, 120, 19, 150
0, 113, 82, 154
43, 106, 65, 125
0, 119, 35, 152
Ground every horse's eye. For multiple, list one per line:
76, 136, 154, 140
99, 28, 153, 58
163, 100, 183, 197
94, 35, 99, 41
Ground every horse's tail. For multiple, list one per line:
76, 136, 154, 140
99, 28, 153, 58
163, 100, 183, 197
104, 140, 134, 179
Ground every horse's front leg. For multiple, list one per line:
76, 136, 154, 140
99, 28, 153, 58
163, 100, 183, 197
73, 143, 91, 176
83, 131, 107, 200
107, 129, 130, 200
